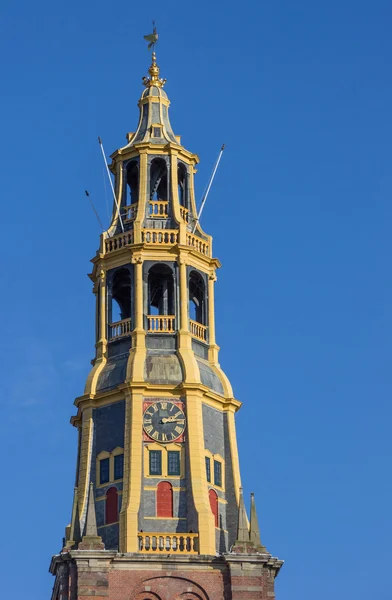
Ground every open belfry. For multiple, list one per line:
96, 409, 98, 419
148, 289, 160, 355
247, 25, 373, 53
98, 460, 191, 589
49, 39, 283, 600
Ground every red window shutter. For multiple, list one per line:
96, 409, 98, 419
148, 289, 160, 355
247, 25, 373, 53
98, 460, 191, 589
157, 481, 173, 518
105, 487, 118, 524
209, 489, 218, 527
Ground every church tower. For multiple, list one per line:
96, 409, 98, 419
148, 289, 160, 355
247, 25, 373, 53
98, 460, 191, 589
49, 48, 283, 600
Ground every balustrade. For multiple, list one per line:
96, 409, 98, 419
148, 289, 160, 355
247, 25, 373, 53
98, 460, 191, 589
179, 206, 189, 222
147, 315, 176, 333
104, 231, 134, 254
109, 318, 132, 340
149, 200, 169, 218
142, 229, 178, 245
186, 232, 210, 256
123, 203, 138, 221
138, 532, 198, 554
189, 319, 207, 342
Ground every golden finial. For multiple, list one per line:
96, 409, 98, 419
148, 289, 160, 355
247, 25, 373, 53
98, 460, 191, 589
142, 23, 166, 88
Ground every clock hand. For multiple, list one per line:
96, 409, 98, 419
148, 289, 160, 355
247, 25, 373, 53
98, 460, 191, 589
161, 417, 182, 424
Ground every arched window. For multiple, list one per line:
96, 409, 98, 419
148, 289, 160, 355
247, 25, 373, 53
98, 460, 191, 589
178, 163, 187, 207
126, 161, 139, 205
111, 268, 131, 324
209, 489, 218, 527
189, 271, 205, 324
148, 264, 174, 316
157, 481, 173, 518
150, 158, 168, 201
105, 487, 118, 524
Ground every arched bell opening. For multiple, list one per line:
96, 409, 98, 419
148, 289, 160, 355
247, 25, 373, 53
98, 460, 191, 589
147, 264, 175, 333
149, 158, 169, 218
177, 162, 189, 222
189, 270, 207, 342
126, 161, 139, 206
108, 268, 132, 340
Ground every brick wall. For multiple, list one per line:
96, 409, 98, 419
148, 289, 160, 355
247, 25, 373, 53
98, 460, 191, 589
51, 552, 279, 600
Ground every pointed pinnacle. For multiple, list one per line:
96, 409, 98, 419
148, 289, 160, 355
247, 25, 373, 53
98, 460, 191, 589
236, 487, 249, 543
249, 492, 267, 551
85, 482, 98, 537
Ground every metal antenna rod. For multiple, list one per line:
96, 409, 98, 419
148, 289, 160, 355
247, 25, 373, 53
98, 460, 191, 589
192, 144, 225, 233
85, 190, 104, 231
98, 136, 124, 233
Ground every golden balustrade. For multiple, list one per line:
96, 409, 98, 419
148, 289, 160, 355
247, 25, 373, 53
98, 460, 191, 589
147, 315, 176, 333
179, 206, 189, 222
189, 319, 207, 342
123, 203, 138, 221
104, 228, 211, 256
109, 318, 132, 340
138, 532, 198, 554
142, 229, 178, 245
104, 231, 134, 253
149, 200, 169, 218
186, 232, 210, 256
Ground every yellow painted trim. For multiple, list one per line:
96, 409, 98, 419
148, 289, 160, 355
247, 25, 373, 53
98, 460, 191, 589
120, 391, 143, 552
186, 391, 216, 555
77, 408, 93, 531
226, 409, 242, 506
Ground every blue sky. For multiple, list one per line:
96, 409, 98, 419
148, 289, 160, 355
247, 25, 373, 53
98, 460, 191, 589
0, 1, 391, 598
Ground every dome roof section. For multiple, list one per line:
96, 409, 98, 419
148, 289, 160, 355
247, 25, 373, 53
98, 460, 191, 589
128, 52, 177, 146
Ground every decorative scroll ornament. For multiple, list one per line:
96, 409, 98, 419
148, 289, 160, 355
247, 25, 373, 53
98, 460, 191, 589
142, 52, 166, 89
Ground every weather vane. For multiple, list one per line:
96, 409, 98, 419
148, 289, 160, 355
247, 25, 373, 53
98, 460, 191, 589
144, 21, 158, 51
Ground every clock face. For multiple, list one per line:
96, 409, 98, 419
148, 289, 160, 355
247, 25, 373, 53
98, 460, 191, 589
143, 401, 186, 443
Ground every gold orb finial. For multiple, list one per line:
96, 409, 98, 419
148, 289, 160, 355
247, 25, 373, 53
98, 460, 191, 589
142, 51, 167, 88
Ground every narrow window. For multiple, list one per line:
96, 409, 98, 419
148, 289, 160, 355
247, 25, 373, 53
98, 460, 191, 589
100, 458, 110, 485
105, 487, 118, 524
153, 127, 161, 138
168, 451, 180, 476
205, 457, 211, 482
149, 450, 162, 476
157, 481, 173, 518
209, 488, 218, 527
214, 460, 222, 487
114, 454, 124, 480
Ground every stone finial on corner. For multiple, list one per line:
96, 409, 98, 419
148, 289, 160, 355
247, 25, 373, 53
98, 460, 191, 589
249, 492, 267, 553
78, 483, 105, 551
